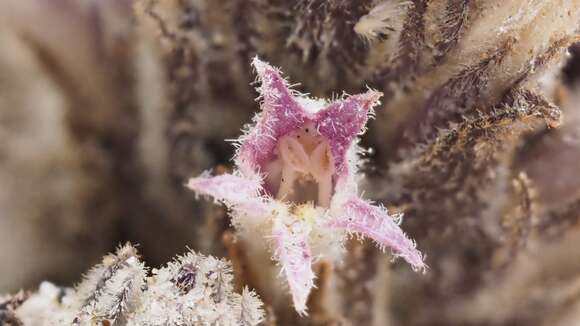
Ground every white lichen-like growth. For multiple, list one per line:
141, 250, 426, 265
11, 244, 264, 326
74, 243, 146, 324
130, 250, 264, 326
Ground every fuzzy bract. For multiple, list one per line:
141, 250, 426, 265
187, 57, 426, 315
13, 245, 264, 326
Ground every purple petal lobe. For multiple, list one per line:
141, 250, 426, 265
186, 172, 271, 216
272, 220, 315, 315
315, 90, 382, 177
238, 58, 309, 174
328, 196, 426, 271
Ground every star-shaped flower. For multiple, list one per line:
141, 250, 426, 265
187, 58, 425, 315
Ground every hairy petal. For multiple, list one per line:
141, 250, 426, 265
315, 90, 382, 177
328, 197, 426, 271
237, 58, 308, 174
272, 220, 315, 315
186, 172, 271, 216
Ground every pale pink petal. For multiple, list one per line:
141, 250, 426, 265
272, 220, 315, 315
315, 90, 382, 177
328, 197, 426, 272
186, 172, 271, 216
237, 58, 310, 174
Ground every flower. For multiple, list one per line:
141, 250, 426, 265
187, 57, 425, 315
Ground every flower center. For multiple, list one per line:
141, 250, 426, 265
265, 122, 335, 208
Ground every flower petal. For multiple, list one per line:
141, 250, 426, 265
237, 58, 309, 174
328, 197, 426, 272
315, 90, 382, 177
272, 220, 315, 315
186, 172, 271, 216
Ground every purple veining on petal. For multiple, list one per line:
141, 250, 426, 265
315, 91, 382, 179
186, 172, 271, 216
272, 220, 315, 315
328, 197, 426, 272
237, 58, 311, 175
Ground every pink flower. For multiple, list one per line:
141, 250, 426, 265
187, 57, 425, 315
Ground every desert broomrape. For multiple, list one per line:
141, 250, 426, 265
187, 58, 425, 314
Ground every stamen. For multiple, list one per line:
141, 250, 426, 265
310, 142, 334, 207
317, 173, 332, 208
278, 137, 310, 173
273, 125, 335, 208
277, 166, 298, 201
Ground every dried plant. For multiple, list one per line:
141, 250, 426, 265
6, 244, 264, 326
